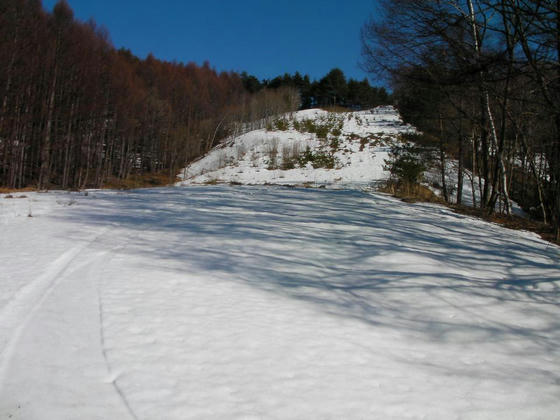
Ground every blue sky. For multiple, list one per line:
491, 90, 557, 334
42, 0, 379, 82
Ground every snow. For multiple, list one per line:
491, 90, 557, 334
425, 160, 527, 217
1, 186, 559, 419
179, 106, 414, 188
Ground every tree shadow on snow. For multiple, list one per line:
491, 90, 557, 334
54, 185, 560, 382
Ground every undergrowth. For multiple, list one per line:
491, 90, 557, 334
379, 180, 443, 204
293, 114, 345, 140
103, 172, 179, 190
298, 147, 337, 169
0, 187, 36, 194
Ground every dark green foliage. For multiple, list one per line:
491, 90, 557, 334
330, 137, 340, 151
243, 69, 391, 110
301, 119, 319, 134
298, 147, 315, 167
298, 147, 336, 169
240, 72, 263, 94
314, 124, 330, 140
273, 118, 290, 131
385, 144, 426, 184
347, 79, 390, 109
294, 115, 344, 140
295, 119, 328, 139
398, 132, 439, 148
311, 152, 336, 169
315, 68, 348, 107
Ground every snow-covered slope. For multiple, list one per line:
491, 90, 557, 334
179, 106, 414, 188
1, 186, 559, 419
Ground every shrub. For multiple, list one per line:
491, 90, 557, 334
311, 151, 336, 169
298, 146, 315, 167
384, 144, 426, 184
398, 132, 438, 147
380, 180, 442, 203
281, 159, 296, 170
281, 143, 300, 170
266, 138, 280, 169
294, 117, 336, 140
273, 118, 290, 131
298, 147, 336, 169
330, 137, 340, 151
314, 124, 330, 139
359, 137, 368, 151
300, 119, 318, 133
292, 113, 346, 142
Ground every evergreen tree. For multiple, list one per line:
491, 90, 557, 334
316, 68, 348, 107
240, 72, 262, 93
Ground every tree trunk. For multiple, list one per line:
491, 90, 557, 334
39, 38, 59, 190
471, 131, 478, 208
467, 0, 511, 214
439, 114, 449, 202
457, 134, 464, 206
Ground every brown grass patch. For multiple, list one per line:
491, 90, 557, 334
203, 179, 220, 185
379, 181, 444, 204
103, 172, 179, 190
0, 187, 36, 194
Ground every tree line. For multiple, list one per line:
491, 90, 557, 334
241, 69, 391, 110
0, 0, 299, 190
362, 0, 560, 240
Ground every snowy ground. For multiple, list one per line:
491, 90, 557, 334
1, 186, 559, 419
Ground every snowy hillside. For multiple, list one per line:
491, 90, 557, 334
1, 186, 559, 419
179, 106, 414, 188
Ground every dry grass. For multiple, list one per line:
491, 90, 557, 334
204, 179, 220, 185
0, 186, 36, 194
379, 181, 444, 204
2, 172, 179, 193
103, 172, 179, 190
381, 180, 559, 246
451, 205, 559, 245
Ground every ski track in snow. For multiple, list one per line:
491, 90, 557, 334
0, 228, 108, 375
0, 186, 559, 419
0, 193, 138, 419
96, 238, 140, 420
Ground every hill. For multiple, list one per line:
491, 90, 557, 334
179, 106, 414, 188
